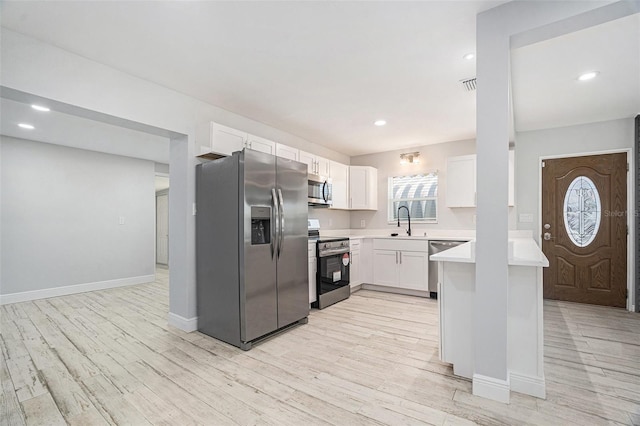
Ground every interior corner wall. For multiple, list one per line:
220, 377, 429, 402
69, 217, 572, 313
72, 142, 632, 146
349, 138, 481, 231
515, 118, 635, 243
0, 136, 155, 299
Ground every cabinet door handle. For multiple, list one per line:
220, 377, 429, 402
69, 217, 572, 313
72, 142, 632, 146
400, 251, 402, 264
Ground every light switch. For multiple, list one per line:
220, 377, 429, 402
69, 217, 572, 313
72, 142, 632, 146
519, 213, 534, 223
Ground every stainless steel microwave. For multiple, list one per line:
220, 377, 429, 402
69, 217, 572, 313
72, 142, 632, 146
308, 174, 332, 206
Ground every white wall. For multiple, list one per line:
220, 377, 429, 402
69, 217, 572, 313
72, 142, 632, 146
0, 28, 350, 327
515, 118, 634, 242
350, 138, 484, 232
308, 207, 351, 230
1, 136, 155, 299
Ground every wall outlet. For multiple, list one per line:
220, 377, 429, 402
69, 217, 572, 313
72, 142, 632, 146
360, 219, 366, 228
118, 216, 125, 225
328, 219, 333, 227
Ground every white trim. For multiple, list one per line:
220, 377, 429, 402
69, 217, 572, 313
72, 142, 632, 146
361, 283, 429, 298
510, 371, 546, 399
472, 374, 510, 403
168, 312, 198, 332
538, 148, 634, 312
0, 274, 155, 305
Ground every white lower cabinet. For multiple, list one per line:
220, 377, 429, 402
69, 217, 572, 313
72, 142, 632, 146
372, 239, 428, 292
397, 251, 428, 291
349, 238, 361, 287
308, 242, 317, 304
372, 250, 398, 286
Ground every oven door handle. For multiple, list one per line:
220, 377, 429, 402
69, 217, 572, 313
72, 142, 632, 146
319, 249, 350, 257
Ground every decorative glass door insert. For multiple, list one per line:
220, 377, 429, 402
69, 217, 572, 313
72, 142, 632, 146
563, 176, 601, 247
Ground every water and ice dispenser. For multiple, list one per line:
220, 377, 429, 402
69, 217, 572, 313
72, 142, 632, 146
250, 206, 271, 245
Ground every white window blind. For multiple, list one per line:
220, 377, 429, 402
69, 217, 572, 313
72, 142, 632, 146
388, 173, 438, 223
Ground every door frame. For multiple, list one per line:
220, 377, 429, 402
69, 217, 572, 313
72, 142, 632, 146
538, 148, 634, 311
155, 172, 170, 266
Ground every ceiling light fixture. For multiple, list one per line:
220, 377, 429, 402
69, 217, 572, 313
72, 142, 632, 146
578, 71, 599, 81
374, 120, 386, 126
31, 104, 50, 112
18, 123, 35, 130
400, 152, 420, 165
463, 53, 475, 60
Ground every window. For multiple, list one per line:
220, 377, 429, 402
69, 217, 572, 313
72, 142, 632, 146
563, 176, 601, 247
388, 173, 438, 223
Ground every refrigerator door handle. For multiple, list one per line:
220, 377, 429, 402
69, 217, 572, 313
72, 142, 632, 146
271, 188, 278, 258
277, 188, 285, 257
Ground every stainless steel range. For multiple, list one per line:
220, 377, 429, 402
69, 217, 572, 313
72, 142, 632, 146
308, 220, 351, 309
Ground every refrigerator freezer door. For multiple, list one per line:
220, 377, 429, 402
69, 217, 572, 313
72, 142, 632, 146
241, 150, 278, 342
276, 157, 310, 328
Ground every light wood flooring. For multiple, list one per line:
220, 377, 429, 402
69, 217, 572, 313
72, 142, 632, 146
2, 269, 639, 425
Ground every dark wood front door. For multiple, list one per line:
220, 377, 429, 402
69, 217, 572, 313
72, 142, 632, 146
542, 153, 627, 307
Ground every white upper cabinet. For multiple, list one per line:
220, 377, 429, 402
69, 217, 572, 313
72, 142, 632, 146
446, 155, 476, 207
316, 157, 331, 177
275, 143, 299, 161
197, 122, 248, 158
349, 166, 377, 210
329, 161, 349, 210
299, 150, 330, 176
246, 134, 276, 155
446, 152, 515, 207
298, 150, 315, 174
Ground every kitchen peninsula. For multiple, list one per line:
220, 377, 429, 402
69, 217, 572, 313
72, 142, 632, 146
430, 237, 549, 399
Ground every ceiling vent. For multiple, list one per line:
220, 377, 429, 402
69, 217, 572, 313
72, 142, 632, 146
460, 77, 477, 92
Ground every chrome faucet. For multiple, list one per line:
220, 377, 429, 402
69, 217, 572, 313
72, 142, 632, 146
397, 205, 411, 236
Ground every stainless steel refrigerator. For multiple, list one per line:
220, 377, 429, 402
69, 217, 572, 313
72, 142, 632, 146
196, 149, 309, 350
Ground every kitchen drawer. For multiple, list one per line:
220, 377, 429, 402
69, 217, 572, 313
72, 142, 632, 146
349, 238, 361, 249
373, 238, 428, 252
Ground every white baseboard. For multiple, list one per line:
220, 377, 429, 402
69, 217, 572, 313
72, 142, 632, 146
0, 274, 155, 305
350, 283, 363, 293
473, 373, 510, 403
361, 284, 429, 298
510, 371, 546, 399
168, 312, 198, 332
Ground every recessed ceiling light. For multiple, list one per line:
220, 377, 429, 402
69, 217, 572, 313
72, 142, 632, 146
18, 123, 35, 130
374, 120, 386, 126
463, 53, 475, 60
578, 71, 599, 81
31, 104, 50, 112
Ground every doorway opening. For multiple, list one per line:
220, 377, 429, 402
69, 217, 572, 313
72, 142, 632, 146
156, 174, 170, 268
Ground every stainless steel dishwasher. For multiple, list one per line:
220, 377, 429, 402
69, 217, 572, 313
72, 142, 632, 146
428, 240, 468, 298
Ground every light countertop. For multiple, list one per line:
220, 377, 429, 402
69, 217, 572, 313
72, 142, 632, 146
429, 238, 549, 267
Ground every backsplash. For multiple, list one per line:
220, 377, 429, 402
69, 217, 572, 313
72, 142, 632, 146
308, 207, 351, 230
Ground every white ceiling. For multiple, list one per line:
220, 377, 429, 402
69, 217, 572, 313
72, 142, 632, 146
511, 13, 640, 132
0, 98, 170, 164
1, 1, 638, 157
